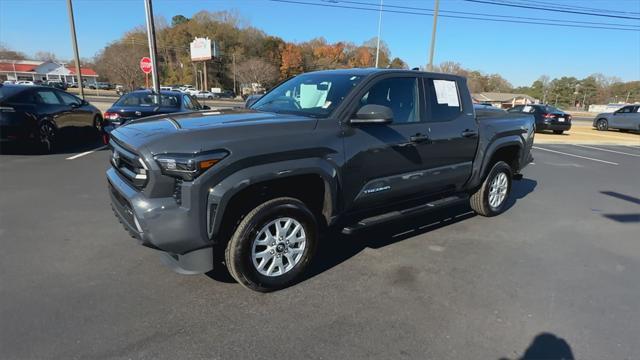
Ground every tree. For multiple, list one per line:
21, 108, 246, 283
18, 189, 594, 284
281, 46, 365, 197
34, 51, 57, 62
279, 43, 303, 78
388, 57, 407, 69
235, 58, 279, 90
0, 44, 26, 60
171, 15, 189, 26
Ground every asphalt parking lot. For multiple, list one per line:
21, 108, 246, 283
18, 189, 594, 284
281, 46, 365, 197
1, 139, 639, 359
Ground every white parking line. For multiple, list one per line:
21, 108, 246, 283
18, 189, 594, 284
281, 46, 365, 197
65, 145, 107, 160
573, 144, 640, 158
532, 146, 619, 165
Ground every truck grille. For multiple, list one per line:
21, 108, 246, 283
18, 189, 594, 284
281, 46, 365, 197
110, 141, 148, 190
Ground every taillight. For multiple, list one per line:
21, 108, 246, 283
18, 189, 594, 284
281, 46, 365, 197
543, 113, 555, 118
104, 111, 119, 120
567, 115, 572, 120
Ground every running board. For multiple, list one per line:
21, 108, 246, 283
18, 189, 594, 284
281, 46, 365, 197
341, 194, 468, 235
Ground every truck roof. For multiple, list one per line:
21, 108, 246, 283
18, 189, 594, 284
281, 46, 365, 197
306, 68, 465, 81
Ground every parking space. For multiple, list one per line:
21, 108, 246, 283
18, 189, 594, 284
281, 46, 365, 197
535, 122, 640, 145
1, 143, 639, 359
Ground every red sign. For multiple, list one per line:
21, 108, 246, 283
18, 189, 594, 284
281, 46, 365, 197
139, 57, 152, 74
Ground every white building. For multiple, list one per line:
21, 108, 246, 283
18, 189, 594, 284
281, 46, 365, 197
0, 59, 98, 85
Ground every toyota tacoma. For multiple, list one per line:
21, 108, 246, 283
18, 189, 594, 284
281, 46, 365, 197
107, 69, 534, 292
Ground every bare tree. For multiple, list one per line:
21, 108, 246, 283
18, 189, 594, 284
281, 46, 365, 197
0, 44, 26, 60
235, 58, 279, 90
34, 51, 58, 62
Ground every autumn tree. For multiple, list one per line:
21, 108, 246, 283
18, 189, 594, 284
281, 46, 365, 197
279, 43, 303, 78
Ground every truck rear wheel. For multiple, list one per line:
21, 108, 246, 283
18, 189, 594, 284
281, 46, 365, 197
470, 161, 512, 217
224, 197, 318, 292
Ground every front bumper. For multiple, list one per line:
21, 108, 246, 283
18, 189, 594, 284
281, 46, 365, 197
107, 167, 214, 274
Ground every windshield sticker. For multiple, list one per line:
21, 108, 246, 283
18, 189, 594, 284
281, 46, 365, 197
433, 80, 459, 107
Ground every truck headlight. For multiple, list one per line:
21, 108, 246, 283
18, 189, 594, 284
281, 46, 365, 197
154, 151, 228, 181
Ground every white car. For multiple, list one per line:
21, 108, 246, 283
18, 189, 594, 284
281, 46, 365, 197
16, 81, 35, 86
193, 90, 215, 99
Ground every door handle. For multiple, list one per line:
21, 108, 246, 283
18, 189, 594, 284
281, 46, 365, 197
409, 133, 431, 143
461, 129, 478, 138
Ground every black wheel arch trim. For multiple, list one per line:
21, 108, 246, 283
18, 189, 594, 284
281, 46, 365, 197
465, 135, 525, 190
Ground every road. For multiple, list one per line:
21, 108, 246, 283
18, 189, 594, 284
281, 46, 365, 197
1, 140, 639, 359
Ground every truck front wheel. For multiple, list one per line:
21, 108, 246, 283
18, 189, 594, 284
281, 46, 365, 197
470, 161, 512, 217
224, 197, 318, 292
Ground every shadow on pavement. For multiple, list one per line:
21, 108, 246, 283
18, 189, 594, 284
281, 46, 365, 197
207, 178, 538, 285
600, 190, 640, 223
0, 128, 105, 156
500, 332, 574, 360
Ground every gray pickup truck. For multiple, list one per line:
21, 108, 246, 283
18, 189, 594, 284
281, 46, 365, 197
107, 69, 535, 292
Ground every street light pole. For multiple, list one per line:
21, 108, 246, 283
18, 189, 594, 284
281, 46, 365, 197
375, 0, 383, 68
66, 0, 84, 99
427, 0, 440, 71
144, 0, 160, 94
232, 53, 237, 95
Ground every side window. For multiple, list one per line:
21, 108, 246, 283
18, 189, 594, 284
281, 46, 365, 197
35, 90, 62, 105
11, 90, 38, 103
182, 95, 194, 110
426, 79, 461, 122
57, 91, 81, 106
509, 105, 524, 112
358, 77, 419, 124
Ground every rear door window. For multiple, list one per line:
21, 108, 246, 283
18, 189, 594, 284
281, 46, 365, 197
57, 91, 81, 106
426, 78, 461, 122
35, 90, 62, 105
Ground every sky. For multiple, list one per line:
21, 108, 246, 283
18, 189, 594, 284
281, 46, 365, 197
1, 0, 639, 86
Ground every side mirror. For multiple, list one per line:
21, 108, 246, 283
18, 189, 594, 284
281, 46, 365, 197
350, 104, 393, 124
71, 102, 80, 108
202, 105, 211, 110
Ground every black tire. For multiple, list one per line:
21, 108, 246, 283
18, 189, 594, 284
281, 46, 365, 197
596, 118, 608, 131
38, 121, 57, 154
469, 161, 513, 217
93, 115, 103, 139
224, 197, 318, 292
553, 130, 564, 134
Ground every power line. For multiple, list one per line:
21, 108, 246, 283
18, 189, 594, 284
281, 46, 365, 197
497, 0, 640, 16
270, 0, 640, 32
334, 0, 640, 28
462, 0, 640, 20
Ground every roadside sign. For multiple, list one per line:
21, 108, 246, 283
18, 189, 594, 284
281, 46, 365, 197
139, 57, 152, 74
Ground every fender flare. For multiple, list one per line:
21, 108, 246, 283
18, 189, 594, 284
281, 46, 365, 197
466, 135, 524, 190
202, 157, 340, 240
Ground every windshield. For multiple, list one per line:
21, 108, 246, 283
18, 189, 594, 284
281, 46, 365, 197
250, 73, 364, 117
115, 92, 180, 108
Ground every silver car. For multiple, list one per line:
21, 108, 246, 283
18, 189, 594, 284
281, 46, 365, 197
593, 104, 640, 132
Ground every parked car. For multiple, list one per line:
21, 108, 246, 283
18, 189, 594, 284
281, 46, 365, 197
593, 104, 640, 132
15, 81, 35, 86
44, 81, 68, 90
89, 82, 112, 90
215, 90, 236, 99
0, 84, 102, 152
106, 69, 535, 292
193, 90, 215, 99
102, 90, 209, 141
508, 104, 572, 134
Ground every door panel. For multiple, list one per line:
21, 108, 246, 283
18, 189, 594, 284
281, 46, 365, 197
422, 77, 478, 188
342, 76, 434, 211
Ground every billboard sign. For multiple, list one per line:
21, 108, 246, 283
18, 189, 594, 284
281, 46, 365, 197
190, 37, 217, 61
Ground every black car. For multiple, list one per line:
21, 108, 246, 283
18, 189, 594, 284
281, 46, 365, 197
0, 84, 102, 152
215, 90, 236, 99
508, 104, 572, 134
102, 90, 209, 138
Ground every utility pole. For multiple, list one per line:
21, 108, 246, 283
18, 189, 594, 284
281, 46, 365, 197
232, 53, 237, 95
66, 0, 84, 99
375, 0, 383, 68
427, 0, 440, 71
203, 61, 208, 92
582, 92, 587, 110
554, 93, 559, 106
625, 91, 631, 103
144, 0, 160, 94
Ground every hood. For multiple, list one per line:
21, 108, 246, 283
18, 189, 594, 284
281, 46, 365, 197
110, 108, 318, 154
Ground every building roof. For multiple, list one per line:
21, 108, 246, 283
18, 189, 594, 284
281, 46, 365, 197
473, 92, 537, 103
65, 66, 98, 76
0, 59, 98, 77
0, 62, 37, 72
